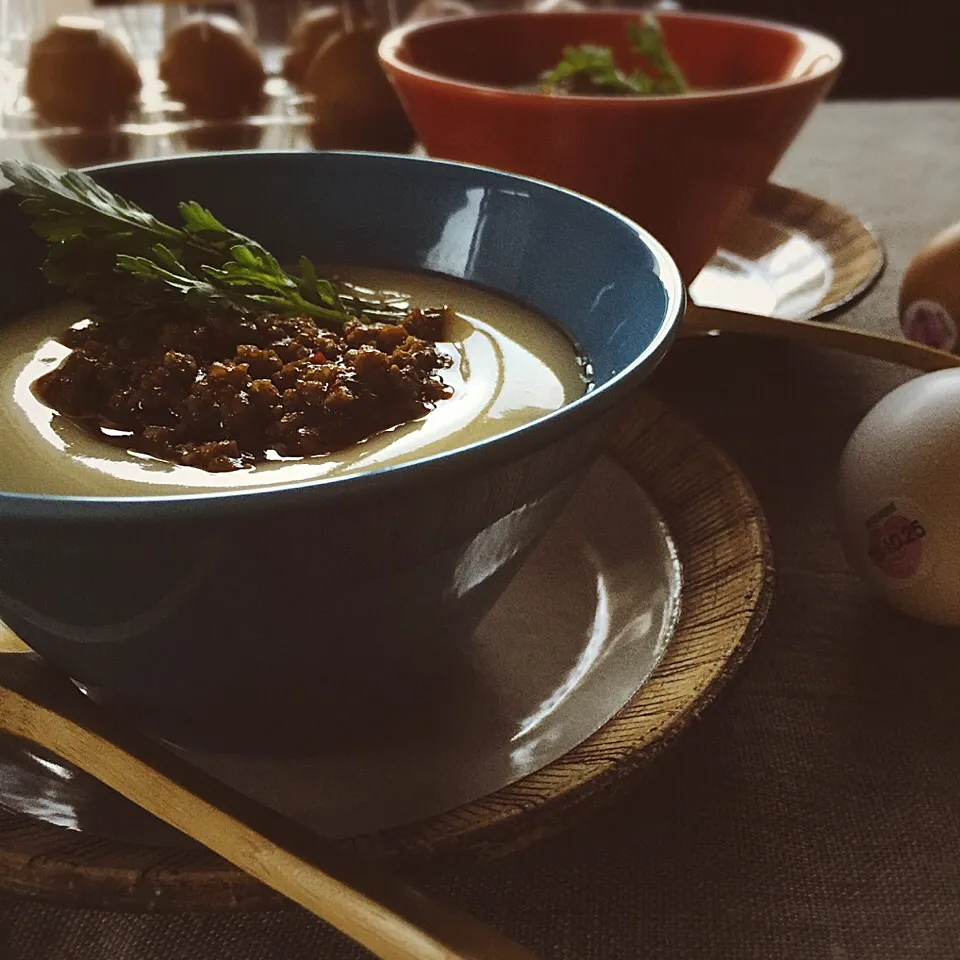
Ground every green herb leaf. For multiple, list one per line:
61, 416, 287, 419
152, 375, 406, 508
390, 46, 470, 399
540, 43, 642, 94
626, 15, 689, 95
0, 160, 394, 329
539, 14, 688, 96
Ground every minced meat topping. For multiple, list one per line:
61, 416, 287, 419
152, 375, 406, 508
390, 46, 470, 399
35, 306, 454, 472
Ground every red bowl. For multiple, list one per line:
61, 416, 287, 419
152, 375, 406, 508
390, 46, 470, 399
380, 10, 842, 284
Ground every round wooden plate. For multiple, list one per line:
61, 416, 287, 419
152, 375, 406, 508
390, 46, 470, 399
691, 182, 885, 322
0, 391, 774, 911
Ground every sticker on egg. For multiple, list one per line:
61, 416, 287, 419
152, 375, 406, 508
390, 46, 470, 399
837, 369, 960, 627
901, 300, 957, 352
860, 497, 931, 585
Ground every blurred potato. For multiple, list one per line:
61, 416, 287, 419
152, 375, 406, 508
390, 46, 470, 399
26, 17, 142, 127
159, 15, 266, 119
304, 25, 415, 153
281, 6, 343, 88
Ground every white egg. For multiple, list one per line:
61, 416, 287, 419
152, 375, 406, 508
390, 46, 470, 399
837, 368, 960, 626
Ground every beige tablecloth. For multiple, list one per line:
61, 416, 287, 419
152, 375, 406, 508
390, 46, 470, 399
2, 100, 960, 959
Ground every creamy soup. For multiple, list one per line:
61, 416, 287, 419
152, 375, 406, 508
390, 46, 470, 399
0, 267, 587, 497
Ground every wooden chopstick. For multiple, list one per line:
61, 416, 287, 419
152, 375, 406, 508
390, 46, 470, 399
682, 304, 960, 373
0, 653, 542, 960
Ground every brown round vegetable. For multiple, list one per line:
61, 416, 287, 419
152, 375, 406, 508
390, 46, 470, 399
281, 5, 342, 88
303, 25, 415, 153
159, 15, 266, 119
25, 17, 142, 127
899, 221, 960, 351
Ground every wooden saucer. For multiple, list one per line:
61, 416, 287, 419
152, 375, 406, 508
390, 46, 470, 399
692, 182, 885, 321
0, 390, 773, 911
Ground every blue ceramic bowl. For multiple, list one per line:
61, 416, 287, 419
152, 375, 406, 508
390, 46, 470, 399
0, 151, 682, 747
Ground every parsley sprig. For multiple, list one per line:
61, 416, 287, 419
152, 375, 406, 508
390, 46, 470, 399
0, 160, 359, 328
540, 15, 689, 96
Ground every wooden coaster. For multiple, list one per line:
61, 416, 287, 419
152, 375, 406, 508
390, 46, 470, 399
0, 390, 774, 911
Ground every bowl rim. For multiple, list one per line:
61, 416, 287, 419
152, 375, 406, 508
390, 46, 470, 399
0, 149, 684, 522
378, 8, 845, 104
